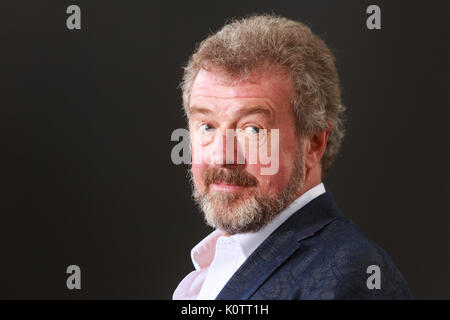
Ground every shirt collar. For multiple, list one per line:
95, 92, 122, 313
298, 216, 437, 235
190, 182, 326, 270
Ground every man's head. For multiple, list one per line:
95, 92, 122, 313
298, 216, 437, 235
181, 14, 345, 235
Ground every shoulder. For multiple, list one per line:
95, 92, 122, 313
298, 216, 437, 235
290, 216, 413, 299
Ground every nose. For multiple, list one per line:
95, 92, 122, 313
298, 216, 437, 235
209, 129, 245, 167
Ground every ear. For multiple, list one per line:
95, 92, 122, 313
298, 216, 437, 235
304, 121, 332, 171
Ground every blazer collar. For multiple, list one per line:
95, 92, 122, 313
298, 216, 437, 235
215, 192, 341, 300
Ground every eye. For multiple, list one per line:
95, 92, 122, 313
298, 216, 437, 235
244, 126, 260, 134
200, 123, 215, 132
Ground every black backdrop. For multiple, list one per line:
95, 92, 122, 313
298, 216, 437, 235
1, 0, 449, 299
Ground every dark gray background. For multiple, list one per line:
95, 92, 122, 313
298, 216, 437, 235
1, 0, 449, 299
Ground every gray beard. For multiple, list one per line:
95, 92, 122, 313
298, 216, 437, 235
190, 155, 305, 235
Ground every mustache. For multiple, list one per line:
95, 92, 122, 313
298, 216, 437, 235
203, 167, 258, 188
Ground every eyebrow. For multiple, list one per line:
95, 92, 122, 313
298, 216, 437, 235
237, 106, 272, 118
189, 106, 213, 116
189, 105, 272, 118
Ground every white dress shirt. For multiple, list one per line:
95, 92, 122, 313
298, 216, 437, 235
173, 182, 326, 300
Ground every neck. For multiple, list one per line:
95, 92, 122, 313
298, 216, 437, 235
295, 164, 322, 199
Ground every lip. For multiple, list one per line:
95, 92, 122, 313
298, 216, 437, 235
210, 183, 247, 191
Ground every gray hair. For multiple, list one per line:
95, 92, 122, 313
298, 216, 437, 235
181, 14, 345, 172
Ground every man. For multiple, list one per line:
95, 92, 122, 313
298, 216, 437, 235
173, 14, 412, 300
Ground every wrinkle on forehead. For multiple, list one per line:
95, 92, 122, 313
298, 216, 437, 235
190, 67, 294, 108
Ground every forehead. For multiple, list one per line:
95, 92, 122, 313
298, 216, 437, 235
190, 68, 294, 109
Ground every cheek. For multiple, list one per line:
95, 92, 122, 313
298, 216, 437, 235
191, 134, 214, 166
191, 163, 207, 192
254, 164, 291, 195
253, 139, 298, 195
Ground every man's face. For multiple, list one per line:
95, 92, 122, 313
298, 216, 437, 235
188, 68, 304, 234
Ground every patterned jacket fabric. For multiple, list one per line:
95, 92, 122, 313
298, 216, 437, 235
215, 192, 413, 300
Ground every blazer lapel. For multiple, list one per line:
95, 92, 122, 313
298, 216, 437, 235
215, 192, 341, 300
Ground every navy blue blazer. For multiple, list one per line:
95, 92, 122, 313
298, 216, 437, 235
215, 192, 413, 300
